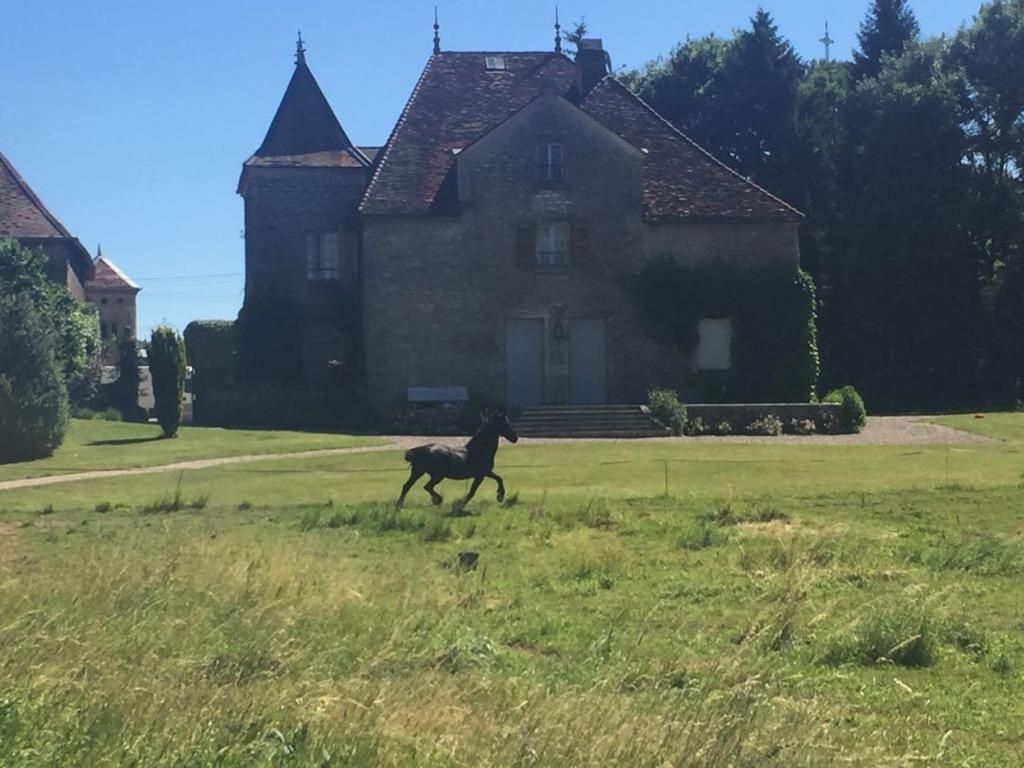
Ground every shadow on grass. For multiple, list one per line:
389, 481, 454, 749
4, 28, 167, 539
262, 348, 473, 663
87, 436, 163, 447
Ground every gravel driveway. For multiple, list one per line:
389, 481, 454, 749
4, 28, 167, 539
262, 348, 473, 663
389, 416, 995, 447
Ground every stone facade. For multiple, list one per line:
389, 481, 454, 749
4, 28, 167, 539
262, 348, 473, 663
241, 165, 367, 381
361, 93, 801, 410
240, 43, 805, 418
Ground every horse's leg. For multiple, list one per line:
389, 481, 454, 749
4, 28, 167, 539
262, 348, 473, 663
397, 466, 425, 508
424, 475, 444, 505
487, 471, 506, 502
464, 476, 484, 502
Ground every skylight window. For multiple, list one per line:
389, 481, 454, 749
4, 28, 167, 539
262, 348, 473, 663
485, 56, 507, 71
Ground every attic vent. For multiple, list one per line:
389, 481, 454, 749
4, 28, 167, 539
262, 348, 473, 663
485, 56, 507, 71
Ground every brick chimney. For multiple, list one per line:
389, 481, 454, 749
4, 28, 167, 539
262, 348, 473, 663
575, 39, 609, 97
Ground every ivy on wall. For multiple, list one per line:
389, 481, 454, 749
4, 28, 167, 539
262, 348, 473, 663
631, 256, 820, 402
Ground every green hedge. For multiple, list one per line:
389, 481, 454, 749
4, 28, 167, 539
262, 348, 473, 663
632, 258, 820, 402
0, 294, 70, 461
149, 326, 187, 438
184, 320, 236, 383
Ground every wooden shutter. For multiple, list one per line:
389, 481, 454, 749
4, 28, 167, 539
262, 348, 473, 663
516, 223, 536, 269
571, 221, 591, 267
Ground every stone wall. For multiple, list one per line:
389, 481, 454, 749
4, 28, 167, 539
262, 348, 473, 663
241, 165, 367, 380
195, 380, 342, 431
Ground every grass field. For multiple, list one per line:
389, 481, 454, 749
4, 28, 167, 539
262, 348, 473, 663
1, 415, 1023, 766
0, 419, 385, 482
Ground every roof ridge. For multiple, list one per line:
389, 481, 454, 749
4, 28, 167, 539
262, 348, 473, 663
359, 53, 438, 214
0, 151, 74, 238
590, 78, 805, 220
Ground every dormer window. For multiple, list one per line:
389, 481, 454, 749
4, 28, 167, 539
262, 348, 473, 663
485, 56, 506, 71
539, 142, 564, 182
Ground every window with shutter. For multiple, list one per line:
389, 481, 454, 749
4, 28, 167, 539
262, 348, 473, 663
571, 222, 591, 267
516, 224, 535, 268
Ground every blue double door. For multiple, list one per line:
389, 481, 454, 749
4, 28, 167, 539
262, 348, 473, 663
505, 318, 606, 407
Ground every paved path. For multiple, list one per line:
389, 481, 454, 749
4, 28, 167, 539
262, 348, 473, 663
0, 443, 404, 492
0, 417, 994, 493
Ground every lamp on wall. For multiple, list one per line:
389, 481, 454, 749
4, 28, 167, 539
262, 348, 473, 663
552, 317, 569, 344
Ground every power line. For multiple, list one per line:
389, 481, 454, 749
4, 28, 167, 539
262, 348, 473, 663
135, 272, 243, 281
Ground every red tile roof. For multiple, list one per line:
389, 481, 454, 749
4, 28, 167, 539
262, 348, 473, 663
360, 52, 577, 215
0, 151, 74, 238
88, 255, 140, 292
581, 78, 803, 223
0, 151, 93, 281
244, 149, 370, 169
359, 52, 803, 223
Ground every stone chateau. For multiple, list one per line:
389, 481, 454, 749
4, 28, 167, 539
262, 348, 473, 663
239, 32, 803, 411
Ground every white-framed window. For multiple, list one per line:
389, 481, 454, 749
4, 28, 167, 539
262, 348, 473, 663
485, 56, 507, 71
696, 318, 732, 371
306, 232, 342, 281
536, 221, 569, 268
539, 142, 564, 182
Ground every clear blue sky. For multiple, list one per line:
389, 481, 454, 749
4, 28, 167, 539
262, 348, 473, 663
1, 0, 984, 335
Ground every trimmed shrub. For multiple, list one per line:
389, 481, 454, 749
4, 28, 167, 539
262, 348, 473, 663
787, 418, 816, 435
115, 339, 143, 421
648, 389, 687, 435
149, 326, 187, 438
824, 385, 867, 434
745, 414, 784, 436
0, 294, 70, 461
683, 416, 708, 436
183, 320, 235, 383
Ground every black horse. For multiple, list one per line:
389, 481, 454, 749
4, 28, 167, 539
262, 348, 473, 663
396, 411, 519, 507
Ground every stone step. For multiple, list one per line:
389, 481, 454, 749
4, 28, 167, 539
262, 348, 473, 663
515, 415, 656, 426
512, 403, 670, 439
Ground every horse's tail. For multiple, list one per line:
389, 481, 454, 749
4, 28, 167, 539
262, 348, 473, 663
404, 445, 432, 464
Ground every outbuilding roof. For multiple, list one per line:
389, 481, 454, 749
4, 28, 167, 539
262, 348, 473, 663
89, 253, 140, 292
0, 151, 94, 280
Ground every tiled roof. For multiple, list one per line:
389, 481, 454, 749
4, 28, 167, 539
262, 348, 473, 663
0, 151, 74, 238
244, 149, 370, 169
252, 60, 369, 164
359, 51, 803, 223
360, 52, 577, 215
88, 255, 140, 292
581, 79, 803, 223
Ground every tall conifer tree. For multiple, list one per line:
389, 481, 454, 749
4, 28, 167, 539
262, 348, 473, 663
853, 0, 920, 80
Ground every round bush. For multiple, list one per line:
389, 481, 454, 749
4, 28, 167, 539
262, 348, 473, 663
0, 294, 70, 461
824, 385, 867, 434
648, 389, 687, 435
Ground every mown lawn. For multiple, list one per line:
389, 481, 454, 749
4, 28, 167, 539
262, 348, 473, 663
0, 419, 385, 482
1, 415, 1023, 766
